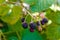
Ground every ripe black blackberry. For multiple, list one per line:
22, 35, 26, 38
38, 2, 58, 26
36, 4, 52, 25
36, 21, 40, 26
22, 22, 28, 29
21, 17, 25, 22
41, 18, 48, 25
29, 22, 36, 29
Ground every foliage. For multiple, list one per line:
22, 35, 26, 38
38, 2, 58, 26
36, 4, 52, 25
0, 0, 60, 40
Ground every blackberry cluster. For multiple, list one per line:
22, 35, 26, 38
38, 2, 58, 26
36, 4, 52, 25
21, 17, 48, 32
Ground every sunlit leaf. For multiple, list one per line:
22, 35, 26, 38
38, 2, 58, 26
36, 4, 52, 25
46, 9, 60, 40
46, 9, 60, 24
8, 0, 17, 2
0, 0, 5, 4
46, 23, 60, 40
1, 6, 22, 25
0, 4, 10, 17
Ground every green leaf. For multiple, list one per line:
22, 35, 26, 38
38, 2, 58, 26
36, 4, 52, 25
45, 9, 60, 40
23, 0, 55, 12
1, 6, 22, 25
22, 0, 36, 5
46, 23, 60, 40
46, 9, 60, 24
22, 29, 43, 40
8, 0, 17, 2
0, 0, 5, 4
0, 4, 10, 17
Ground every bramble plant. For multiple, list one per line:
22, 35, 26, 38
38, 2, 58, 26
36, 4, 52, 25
0, 0, 60, 40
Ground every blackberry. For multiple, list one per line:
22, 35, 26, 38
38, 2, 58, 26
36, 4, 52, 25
41, 21, 45, 25
36, 21, 40, 26
22, 22, 28, 29
41, 18, 48, 25
29, 22, 36, 29
21, 17, 25, 22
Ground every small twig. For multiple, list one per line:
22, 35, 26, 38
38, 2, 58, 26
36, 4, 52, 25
0, 30, 6, 40
25, 14, 29, 21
